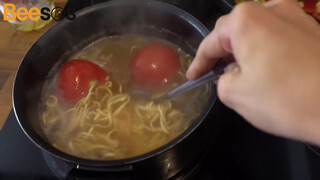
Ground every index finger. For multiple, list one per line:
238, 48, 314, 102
186, 15, 234, 80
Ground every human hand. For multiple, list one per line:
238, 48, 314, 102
187, 0, 320, 145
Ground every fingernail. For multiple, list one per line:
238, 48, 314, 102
224, 62, 240, 73
186, 63, 196, 78
186, 69, 194, 80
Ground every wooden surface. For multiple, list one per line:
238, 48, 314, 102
0, 0, 67, 130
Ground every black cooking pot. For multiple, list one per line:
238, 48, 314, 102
13, 0, 217, 179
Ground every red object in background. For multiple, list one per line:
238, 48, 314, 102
303, 0, 317, 13
302, 0, 320, 21
130, 43, 180, 88
57, 60, 107, 102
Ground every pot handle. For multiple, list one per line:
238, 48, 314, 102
77, 164, 133, 172
66, 164, 133, 180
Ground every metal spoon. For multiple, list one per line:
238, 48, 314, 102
153, 59, 231, 102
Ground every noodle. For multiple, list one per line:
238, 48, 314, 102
42, 80, 187, 160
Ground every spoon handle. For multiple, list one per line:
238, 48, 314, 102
168, 66, 224, 96
167, 71, 220, 97
153, 58, 233, 102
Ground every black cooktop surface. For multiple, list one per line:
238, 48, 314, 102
1, 0, 320, 179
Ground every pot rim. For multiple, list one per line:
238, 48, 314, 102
13, 0, 214, 167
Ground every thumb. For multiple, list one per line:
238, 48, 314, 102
217, 62, 243, 110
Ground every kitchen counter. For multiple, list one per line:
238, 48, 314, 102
0, 0, 67, 130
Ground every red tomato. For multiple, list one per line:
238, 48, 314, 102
130, 43, 180, 88
57, 60, 107, 102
